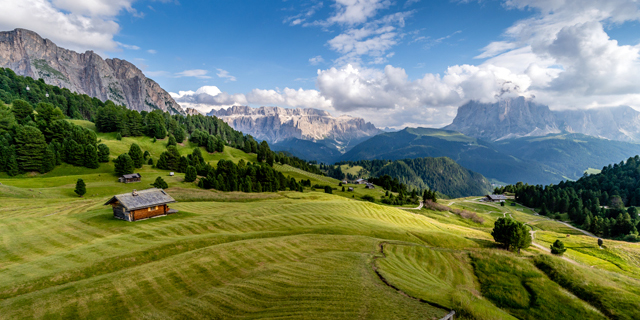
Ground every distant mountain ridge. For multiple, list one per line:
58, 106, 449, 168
0, 28, 184, 115
444, 97, 640, 142
208, 105, 381, 154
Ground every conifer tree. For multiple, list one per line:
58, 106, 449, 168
184, 165, 197, 182
6, 149, 19, 176
173, 127, 186, 143
14, 125, 46, 172
114, 153, 134, 176
11, 99, 34, 124
97, 144, 110, 162
152, 176, 168, 189
40, 144, 56, 173
167, 134, 177, 147
550, 240, 567, 255
84, 144, 100, 169
74, 178, 86, 197
128, 143, 144, 168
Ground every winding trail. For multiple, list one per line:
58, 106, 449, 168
398, 201, 423, 210
556, 221, 598, 238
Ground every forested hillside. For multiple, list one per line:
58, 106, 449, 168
0, 68, 322, 182
340, 127, 563, 185
496, 156, 640, 241
330, 157, 492, 198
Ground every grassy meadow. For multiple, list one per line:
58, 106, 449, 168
1, 123, 640, 319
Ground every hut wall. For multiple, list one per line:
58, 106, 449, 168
132, 204, 167, 221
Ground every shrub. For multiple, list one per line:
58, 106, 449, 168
152, 176, 168, 189
74, 178, 86, 197
361, 195, 375, 202
324, 186, 332, 194
550, 240, 567, 255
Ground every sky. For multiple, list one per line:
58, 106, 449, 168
2, 0, 640, 129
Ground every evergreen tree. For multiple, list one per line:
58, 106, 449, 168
156, 146, 181, 171
178, 156, 189, 173
84, 144, 100, 169
173, 127, 186, 143
167, 134, 177, 147
116, 132, 122, 140
151, 176, 169, 189
184, 165, 197, 182
74, 178, 86, 197
97, 144, 110, 162
148, 158, 154, 166
114, 153, 134, 176
128, 143, 144, 168
40, 144, 56, 173
14, 125, 46, 172
324, 186, 333, 194
492, 217, 532, 253
143, 150, 150, 159
550, 240, 567, 255
5, 148, 18, 176
11, 99, 34, 123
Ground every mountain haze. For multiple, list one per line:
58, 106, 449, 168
0, 28, 184, 115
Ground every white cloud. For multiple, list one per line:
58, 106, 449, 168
216, 69, 237, 82
309, 55, 325, 65
147, 49, 157, 54
51, 0, 138, 17
117, 42, 140, 50
175, 69, 211, 79
327, 0, 392, 25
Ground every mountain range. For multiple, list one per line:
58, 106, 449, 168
445, 96, 640, 142
0, 29, 183, 115
208, 105, 380, 158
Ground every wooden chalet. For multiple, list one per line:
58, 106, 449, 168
355, 179, 367, 185
485, 194, 507, 202
118, 173, 142, 183
104, 188, 178, 222
365, 183, 376, 189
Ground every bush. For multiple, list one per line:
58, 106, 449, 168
361, 195, 375, 202
116, 132, 122, 141
550, 240, 567, 255
74, 178, 86, 197
324, 186, 332, 194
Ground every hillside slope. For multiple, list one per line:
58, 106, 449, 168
341, 127, 564, 185
0, 28, 183, 114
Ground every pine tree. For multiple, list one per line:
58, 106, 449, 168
40, 144, 56, 173
167, 134, 177, 147
116, 132, 122, 141
11, 99, 34, 124
148, 158, 154, 166
114, 153, 134, 176
14, 125, 46, 172
84, 144, 100, 169
6, 148, 19, 176
74, 178, 86, 197
97, 144, 110, 162
174, 127, 186, 143
151, 176, 168, 189
184, 165, 197, 182
128, 143, 144, 168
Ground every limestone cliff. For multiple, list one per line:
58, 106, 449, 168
208, 106, 380, 152
0, 28, 184, 114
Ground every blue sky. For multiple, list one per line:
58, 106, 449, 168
2, 0, 640, 128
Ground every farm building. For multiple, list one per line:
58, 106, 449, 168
348, 187, 354, 192
104, 188, 178, 222
341, 180, 348, 184
365, 183, 376, 189
355, 179, 367, 184
118, 173, 141, 183
485, 194, 507, 202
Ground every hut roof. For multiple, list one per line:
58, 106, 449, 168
121, 173, 141, 179
487, 194, 507, 201
104, 188, 175, 210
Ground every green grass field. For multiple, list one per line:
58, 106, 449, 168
2, 124, 640, 319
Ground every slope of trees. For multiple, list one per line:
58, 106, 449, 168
0, 68, 322, 178
496, 156, 640, 241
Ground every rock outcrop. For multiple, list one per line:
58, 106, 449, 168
208, 106, 381, 152
444, 97, 640, 142
0, 28, 184, 114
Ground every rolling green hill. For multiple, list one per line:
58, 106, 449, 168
340, 127, 564, 185
338, 157, 493, 198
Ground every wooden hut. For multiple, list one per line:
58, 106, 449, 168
118, 173, 142, 183
104, 188, 177, 222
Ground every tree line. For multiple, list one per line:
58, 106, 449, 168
495, 156, 640, 242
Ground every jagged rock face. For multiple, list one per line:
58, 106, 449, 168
444, 97, 640, 142
185, 108, 202, 116
444, 97, 560, 141
0, 28, 184, 115
208, 106, 381, 151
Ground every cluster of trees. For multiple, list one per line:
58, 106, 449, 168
199, 159, 303, 193
381, 188, 420, 206
0, 69, 323, 178
496, 156, 640, 241
492, 217, 531, 253
0, 100, 110, 175
369, 175, 409, 193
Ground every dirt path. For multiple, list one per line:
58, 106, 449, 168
398, 201, 423, 210
529, 229, 578, 265
556, 221, 598, 238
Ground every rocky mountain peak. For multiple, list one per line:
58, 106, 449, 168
208, 106, 381, 151
0, 28, 184, 115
